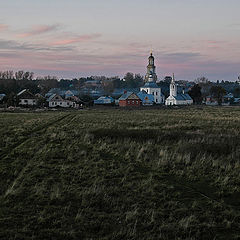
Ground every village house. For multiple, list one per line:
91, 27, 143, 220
118, 91, 142, 107
17, 89, 37, 106
204, 93, 233, 106
47, 94, 78, 108
205, 96, 219, 105
94, 96, 115, 105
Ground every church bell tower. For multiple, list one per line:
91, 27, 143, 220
145, 51, 157, 82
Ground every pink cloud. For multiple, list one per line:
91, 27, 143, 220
18, 24, 60, 37
51, 34, 102, 45
0, 24, 8, 31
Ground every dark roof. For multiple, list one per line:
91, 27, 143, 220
174, 93, 192, 101
45, 89, 80, 98
17, 89, 36, 99
94, 96, 115, 104
137, 91, 154, 102
142, 82, 160, 88
47, 94, 64, 102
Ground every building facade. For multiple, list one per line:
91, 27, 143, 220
118, 92, 142, 107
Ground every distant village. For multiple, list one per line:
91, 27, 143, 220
1, 52, 240, 109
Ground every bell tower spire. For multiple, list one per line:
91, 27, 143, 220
170, 73, 177, 97
145, 51, 157, 82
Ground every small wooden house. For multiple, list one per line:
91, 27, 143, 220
17, 89, 37, 106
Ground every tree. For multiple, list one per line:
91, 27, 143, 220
233, 87, 240, 98
124, 72, 135, 88
197, 77, 212, 97
134, 74, 144, 87
196, 76, 209, 84
103, 80, 114, 95
123, 73, 144, 88
188, 84, 202, 104
15, 71, 24, 80
164, 76, 172, 84
210, 86, 226, 105
7, 92, 18, 107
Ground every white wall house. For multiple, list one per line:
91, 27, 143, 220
165, 75, 193, 106
48, 94, 78, 108
17, 89, 37, 106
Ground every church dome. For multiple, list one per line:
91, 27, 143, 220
149, 53, 154, 59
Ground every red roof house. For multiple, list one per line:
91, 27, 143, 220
118, 91, 142, 107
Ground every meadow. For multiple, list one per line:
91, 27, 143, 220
0, 107, 240, 239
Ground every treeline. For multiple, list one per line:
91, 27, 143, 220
0, 70, 145, 96
188, 77, 240, 104
0, 71, 59, 95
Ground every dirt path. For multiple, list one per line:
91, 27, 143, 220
0, 113, 76, 198
0, 113, 72, 161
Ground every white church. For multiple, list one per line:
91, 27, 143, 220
140, 52, 165, 104
165, 74, 193, 106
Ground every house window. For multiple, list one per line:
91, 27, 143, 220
152, 92, 154, 95
136, 101, 138, 104
127, 101, 130, 104
156, 92, 158, 96
24, 100, 28, 103
132, 101, 134, 104
60, 102, 62, 105
156, 99, 158, 102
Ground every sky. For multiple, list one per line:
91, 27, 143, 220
0, 0, 240, 81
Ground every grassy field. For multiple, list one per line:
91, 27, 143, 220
0, 107, 240, 239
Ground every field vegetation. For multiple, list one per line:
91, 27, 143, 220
0, 107, 240, 239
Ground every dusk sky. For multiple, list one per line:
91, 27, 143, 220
1, 0, 240, 81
